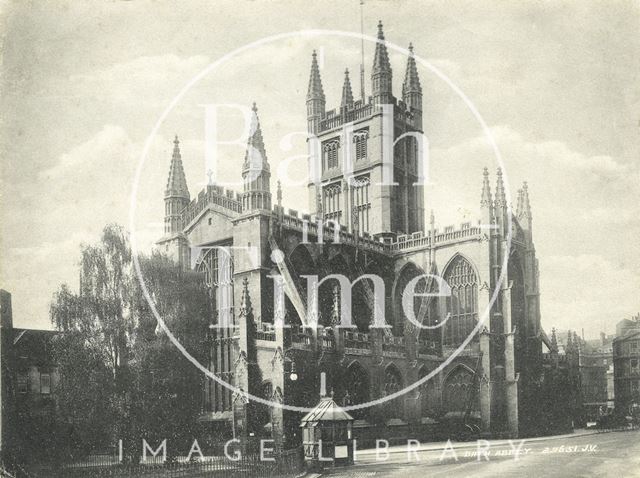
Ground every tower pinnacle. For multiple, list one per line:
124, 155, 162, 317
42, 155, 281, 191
341, 68, 354, 107
371, 21, 393, 105
307, 50, 325, 102
480, 167, 492, 208
402, 42, 422, 128
373, 21, 391, 71
163, 135, 190, 240
494, 167, 506, 208
521, 182, 532, 220
276, 180, 282, 208
243, 103, 269, 172
241, 103, 271, 212
516, 188, 524, 217
330, 285, 341, 326
306, 50, 326, 134
239, 277, 253, 317
165, 135, 190, 200
402, 43, 421, 96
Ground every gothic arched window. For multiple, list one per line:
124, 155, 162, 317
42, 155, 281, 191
353, 130, 369, 161
418, 365, 438, 417
344, 362, 370, 419
323, 139, 340, 171
383, 365, 404, 417
443, 255, 478, 346
322, 183, 342, 224
351, 175, 370, 233
443, 366, 479, 413
196, 247, 234, 412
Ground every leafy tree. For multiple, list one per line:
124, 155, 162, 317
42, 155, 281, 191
49, 224, 210, 460
50, 224, 134, 455
129, 252, 210, 457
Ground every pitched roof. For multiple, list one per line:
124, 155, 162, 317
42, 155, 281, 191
300, 397, 354, 425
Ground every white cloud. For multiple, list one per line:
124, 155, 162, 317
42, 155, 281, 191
4, 233, 89, 329
540, 254, 640, 336
39, 124, 131, 179
66, 54, 211, 105
3, 125, 167, 328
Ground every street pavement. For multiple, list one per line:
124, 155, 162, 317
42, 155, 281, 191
321, 429, 640, 477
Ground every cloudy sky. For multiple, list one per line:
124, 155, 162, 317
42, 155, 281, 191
1, 0, 639, 337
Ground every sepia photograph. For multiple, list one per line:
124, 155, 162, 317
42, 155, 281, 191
0, 1, 639, 476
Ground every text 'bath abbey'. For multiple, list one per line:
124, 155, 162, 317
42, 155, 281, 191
156, 22, 559, 449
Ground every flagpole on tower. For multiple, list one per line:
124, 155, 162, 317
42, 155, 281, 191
359, 0, 366, 102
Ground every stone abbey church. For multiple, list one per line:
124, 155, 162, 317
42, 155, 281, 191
157, 23, 550, 447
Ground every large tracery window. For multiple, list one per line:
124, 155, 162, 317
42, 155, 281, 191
197, 247, 235, 412
198, 248, 234, 326
443, 255, 478, 346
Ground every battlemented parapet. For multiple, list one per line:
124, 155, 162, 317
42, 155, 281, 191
181, 185, 242, 228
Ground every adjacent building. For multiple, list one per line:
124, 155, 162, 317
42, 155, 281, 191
613, 315, 640, 414
577, 332, 615, 418
0, 290, 59, 463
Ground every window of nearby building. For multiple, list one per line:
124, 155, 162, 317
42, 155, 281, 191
17, 372, 28, 394
631, 341, 639, 352
631, 358, 639, 374
40, 372, 51, 395
208, 217, 212, 226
